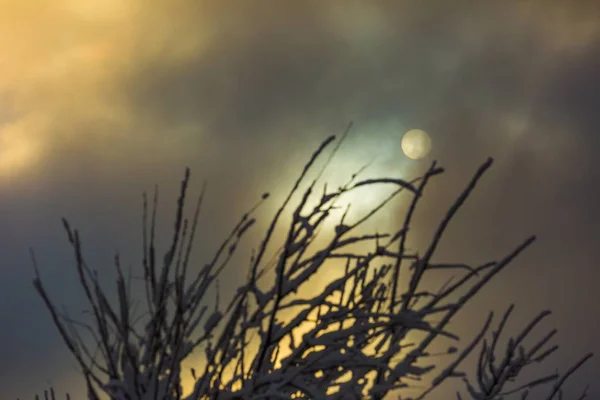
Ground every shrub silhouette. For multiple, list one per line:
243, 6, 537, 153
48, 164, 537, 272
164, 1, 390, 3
29, 132, 592, 399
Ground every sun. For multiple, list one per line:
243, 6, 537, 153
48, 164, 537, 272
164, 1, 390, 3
401, 129, 432, 160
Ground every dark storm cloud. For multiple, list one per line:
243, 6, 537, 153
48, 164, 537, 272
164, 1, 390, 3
115, 1, 586, 166
539, 36, 600, 138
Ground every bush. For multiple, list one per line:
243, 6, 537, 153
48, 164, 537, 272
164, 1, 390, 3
29, 132, 592, 399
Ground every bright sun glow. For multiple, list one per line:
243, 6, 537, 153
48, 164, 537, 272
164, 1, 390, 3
401, 129, 432, 160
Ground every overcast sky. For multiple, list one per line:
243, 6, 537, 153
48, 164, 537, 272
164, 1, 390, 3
1, 1, 599, 398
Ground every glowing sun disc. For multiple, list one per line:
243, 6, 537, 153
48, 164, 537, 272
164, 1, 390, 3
401, 129, 432, 160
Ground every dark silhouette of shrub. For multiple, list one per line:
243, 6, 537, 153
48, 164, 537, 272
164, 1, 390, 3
28, 132, 592, 399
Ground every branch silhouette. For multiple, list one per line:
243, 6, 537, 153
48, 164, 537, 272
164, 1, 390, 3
28, 133, 592, 399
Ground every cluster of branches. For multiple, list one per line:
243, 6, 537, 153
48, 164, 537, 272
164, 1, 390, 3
29, 133, 592, 399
